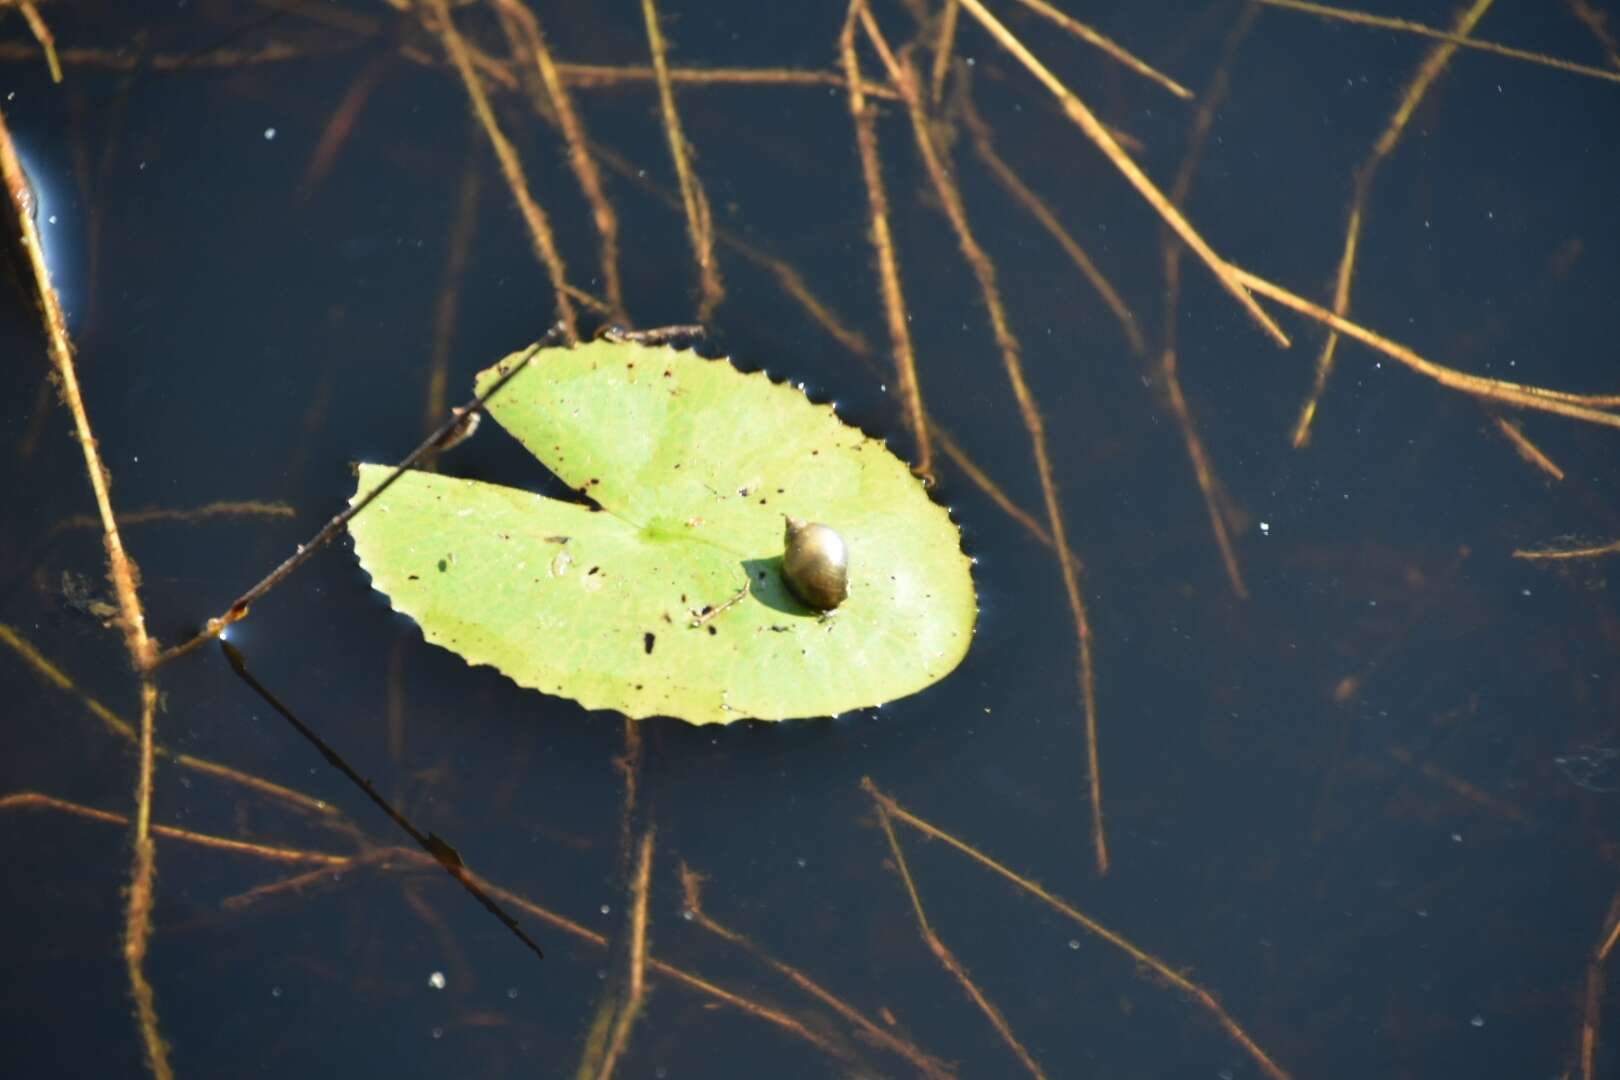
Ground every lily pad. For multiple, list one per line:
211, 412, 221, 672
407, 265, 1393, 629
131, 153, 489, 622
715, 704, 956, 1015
348, 338, 976, 723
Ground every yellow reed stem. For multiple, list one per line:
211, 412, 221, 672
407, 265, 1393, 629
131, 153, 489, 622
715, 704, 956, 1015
16, 1, 60, 82
929, 0, 959, 105
1491, 416, 1563, 481
1005, 0, 1192, 99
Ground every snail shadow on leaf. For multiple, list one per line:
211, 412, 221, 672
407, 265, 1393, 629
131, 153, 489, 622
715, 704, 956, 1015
741, 556, 818, 618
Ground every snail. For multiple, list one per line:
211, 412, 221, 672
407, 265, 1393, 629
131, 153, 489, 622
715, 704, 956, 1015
782, 517, 849, 612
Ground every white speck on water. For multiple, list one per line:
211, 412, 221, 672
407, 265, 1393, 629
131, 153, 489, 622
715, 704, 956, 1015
270, 986, 282, 998
1451, 832, 1463, 843
796, 857, 808, 868
1521, 588, 1532, 597
506, 987, 519, 1000
1259, 521, 1270, 534
431, 1026, 444, 1039
428, 971, 446, 990
263, 127, 277, 140
1068, 939, 1080, 950
681, 909, 694, 921
1470, 1014, 1485, 1028
600, 904, 611, 915
47, 214, 57, 225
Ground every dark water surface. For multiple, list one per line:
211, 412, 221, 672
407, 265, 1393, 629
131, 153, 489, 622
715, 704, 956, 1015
3, 2, 1618, 1077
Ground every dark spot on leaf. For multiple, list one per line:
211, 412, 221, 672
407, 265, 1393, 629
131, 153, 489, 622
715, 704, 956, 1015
663, 369, 672, 377
437, 559, 447, 572
707, 626, 718, 636
644, 632, 656, 655
756, 570, 766, 581
770, 624, 789, 632
758, 498, 767, 505
588, 478, 600, 486
407, 574, 419, 581
680, 594, 688, 603
587, 566, 601, 576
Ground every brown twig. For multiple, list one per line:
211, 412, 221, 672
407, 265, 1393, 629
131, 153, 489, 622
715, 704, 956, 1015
1155, 7, 1258, 600
1231, 268, 1620, 428
1578, 886, 1620, 1079
953, 0, 1290, 347
0, 624, 337, 817
679, 862, 956, 1078
642, 0, 724, 322
956, 81, 1145, 356
151, 334, 559, 670
49, 500, 297, 536
422, 144, 482, 466
864, 779, 1294, 1080
2, 103, 170, 1078
1257, 0, 1620, 85
553, 60, 900, 99
839, 0, 933, 478
0, 792, 350, 865
427, 0, 577, 341
873, 801, 1049, 1077
1513, 538, 1620, 561
867, 22, 1107, 872
496, 0, 627, 324
7, 790, 857, 1067
1291, 0, 1495, 448
122, 684, 171, 1080
594, 828, 655, 1079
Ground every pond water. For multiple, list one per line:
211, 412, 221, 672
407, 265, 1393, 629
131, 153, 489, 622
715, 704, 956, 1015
2, 2, 1618, 1077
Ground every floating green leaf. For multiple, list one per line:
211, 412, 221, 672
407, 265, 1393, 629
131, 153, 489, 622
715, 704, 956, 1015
348, 339, 976, 723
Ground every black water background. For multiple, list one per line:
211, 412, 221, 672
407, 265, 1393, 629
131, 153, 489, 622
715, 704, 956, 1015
2, 2, 1618, 1077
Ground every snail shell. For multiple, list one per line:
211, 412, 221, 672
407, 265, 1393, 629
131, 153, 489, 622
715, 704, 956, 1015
782, 517, 849, 612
